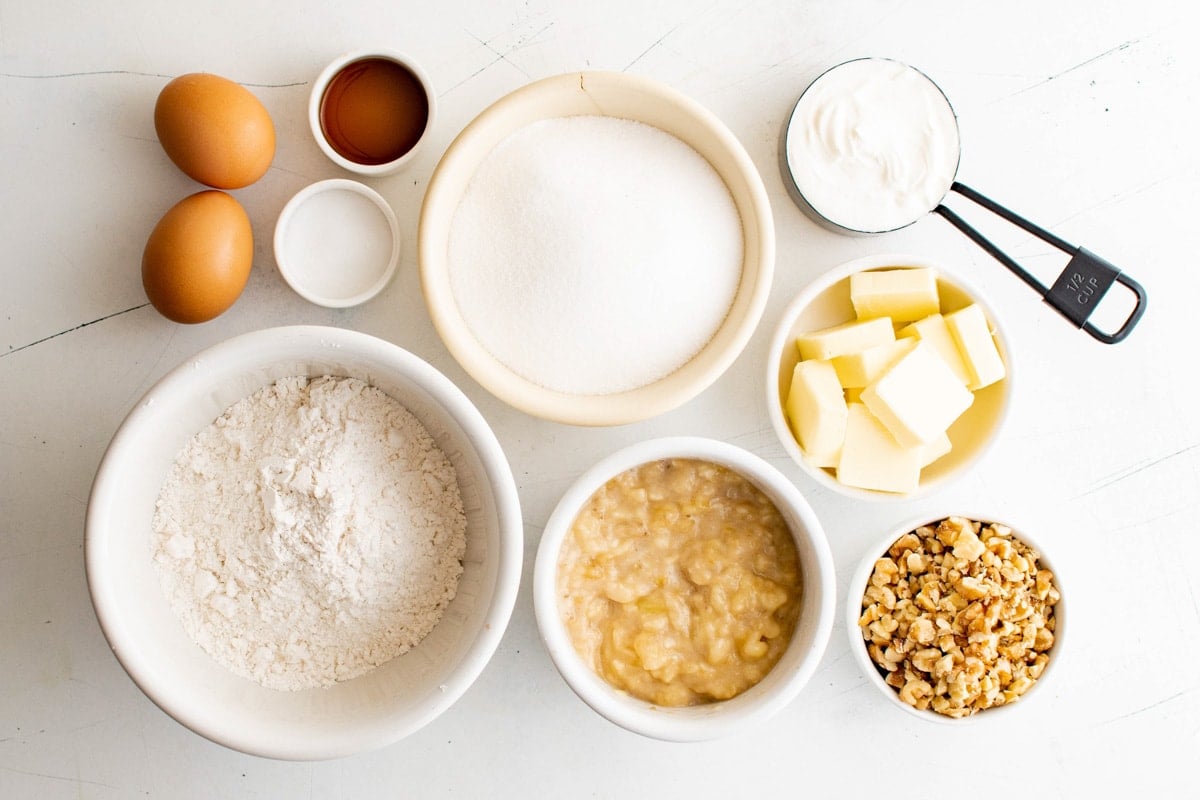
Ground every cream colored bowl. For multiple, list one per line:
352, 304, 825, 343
766, 253, 1013, 500
532, 437, 836, 741
419, 71, 774, 426
85, 326, 523, 760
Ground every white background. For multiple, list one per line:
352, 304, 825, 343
3, 1, 1198, 796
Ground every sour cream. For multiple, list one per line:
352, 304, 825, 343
785, 58, 960, 233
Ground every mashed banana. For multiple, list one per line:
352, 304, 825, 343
557, 458, 802, 706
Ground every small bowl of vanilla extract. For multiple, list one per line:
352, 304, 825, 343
309, 49, 436, 176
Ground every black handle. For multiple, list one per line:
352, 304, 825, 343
934, 182, 1146, 344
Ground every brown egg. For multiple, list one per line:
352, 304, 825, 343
154, 73, 275, 189
142, 191, 253, 324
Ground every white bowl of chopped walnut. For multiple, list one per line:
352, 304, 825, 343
847, 514, 1063, 721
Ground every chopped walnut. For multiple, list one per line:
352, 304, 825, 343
859, 517, 1060, 718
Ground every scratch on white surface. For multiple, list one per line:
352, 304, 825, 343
993, 39, 1140, 103
114, 324, 177, 411
464, 30, 532, 79
268, 163, 322, 181
242, 80, 307, 89
727, 426, 775, 446
68, 676, 105, 694
1108, 502, 1196, 534
2, 302, 150, 359
1075, 442, 1200, 498
60, 716, 113, 736
815, 647, 852, 677
1100, 688, 1196, 726
718, 55, 798, 91
518, 22, 557, 52
1189, 582, 1200, 630
441, 23, 555, 96
138, 722, 152, 794
0, 68, 171, 80
439, 58, 494, 96
0, 764, 115, 790
1049, 173, 1180, 229
826, 0, 914, 62
825, 678, 868, 701
0, 68, 305, 89
622, 22, 684, 72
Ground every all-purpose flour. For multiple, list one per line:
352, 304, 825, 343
152, 375, 467, 691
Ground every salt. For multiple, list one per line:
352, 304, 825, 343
448, 115, 743, 396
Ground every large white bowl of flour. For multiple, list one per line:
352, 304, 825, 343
85, 326, 523, 760
420, 71, 775, 426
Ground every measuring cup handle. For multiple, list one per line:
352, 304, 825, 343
934, 182, 1147, 344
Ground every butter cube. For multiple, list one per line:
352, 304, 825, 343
837, 403, 922, 494
944, 304, 1006, 391
917, 431, 952, 468
860, 342, 974, 448
896, 314, 972, 386
830, 338, 917, 388
850, 268, 940, 323
795, 317, 894, 361
785, 360, 847, 468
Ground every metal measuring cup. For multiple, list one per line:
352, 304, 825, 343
782, 57, 1146, 344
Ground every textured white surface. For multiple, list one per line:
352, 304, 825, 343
2, 0, 1197, 795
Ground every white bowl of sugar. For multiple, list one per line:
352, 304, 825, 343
85, 326, 523, 760
419, 71, 775, 426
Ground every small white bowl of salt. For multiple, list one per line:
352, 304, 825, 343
419, 71, 774, 426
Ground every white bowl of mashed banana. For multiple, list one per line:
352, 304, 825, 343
533, 437, 836, 741
86, 326, 523, 760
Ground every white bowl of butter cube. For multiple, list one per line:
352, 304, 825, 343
766, 254, 1012, 500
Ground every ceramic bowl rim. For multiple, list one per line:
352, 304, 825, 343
273, 178, 401, 308
418, 70, 775, 426
764, 252, 1014, 502
532, 435, 836, 741
307, 48, 437, 176
844, 510, 1065, 724
85, 325, 523, 759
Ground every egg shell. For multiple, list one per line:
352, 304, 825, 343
142, 190, 253, 324
154, 73, 276, 189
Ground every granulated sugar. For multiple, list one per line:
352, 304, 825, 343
152, 375, 466, 691
448, 115, 743, 395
